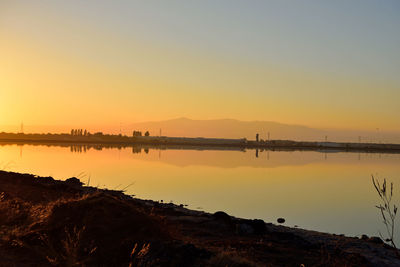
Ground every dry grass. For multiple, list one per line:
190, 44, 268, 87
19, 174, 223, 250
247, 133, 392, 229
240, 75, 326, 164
44, 226, 97, 266
372, 175, 398, 250
128, 243, 151, 267
0, 191, 99, 266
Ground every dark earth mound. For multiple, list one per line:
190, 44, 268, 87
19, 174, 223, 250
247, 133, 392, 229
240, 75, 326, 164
0, 171, 399, 266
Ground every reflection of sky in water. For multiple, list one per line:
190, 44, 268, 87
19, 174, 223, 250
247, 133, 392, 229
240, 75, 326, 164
1, 144, 400, 243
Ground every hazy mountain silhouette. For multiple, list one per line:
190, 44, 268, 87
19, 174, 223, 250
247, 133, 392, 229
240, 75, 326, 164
2, 118, 399, 143
127, 117, 319, 140
127, 117, 400, 143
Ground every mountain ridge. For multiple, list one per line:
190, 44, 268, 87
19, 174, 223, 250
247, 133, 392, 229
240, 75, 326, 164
127, 118, 400, 143
1, 118, 399, 143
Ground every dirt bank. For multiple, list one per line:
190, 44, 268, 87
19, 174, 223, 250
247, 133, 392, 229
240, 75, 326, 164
0, 171, 399, 266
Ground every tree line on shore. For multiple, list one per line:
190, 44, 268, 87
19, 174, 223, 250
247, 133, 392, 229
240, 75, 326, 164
132, 130, 150, 137
70, 129, 89, 136
70, 129, 150, 137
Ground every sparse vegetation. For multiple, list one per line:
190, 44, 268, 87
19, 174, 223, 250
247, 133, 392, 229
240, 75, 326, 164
372, 175, 398, 250
128, 243, 151, 267
1, 171, 399, 266
70, 129, 90, 136
133, 131, 142, 137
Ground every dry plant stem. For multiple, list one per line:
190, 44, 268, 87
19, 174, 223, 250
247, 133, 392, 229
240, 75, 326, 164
129, 243, 151, 267
372, 175, 398, 250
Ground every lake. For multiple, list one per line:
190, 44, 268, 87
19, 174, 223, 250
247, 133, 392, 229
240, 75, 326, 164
1, 143, 400, 243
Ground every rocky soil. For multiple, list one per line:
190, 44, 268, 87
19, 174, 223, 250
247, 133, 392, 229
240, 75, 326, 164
0, 170, 399, 266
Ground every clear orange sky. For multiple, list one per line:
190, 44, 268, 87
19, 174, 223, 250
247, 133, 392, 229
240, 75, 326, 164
1, 1, 399, 132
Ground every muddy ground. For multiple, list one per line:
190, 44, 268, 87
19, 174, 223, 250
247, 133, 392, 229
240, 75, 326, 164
0, 171, 399, 266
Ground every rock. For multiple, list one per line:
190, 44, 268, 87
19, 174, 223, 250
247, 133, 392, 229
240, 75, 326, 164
277, 218, 285, 224
238, 223, 254, 234
368, 236, 384, 244
65, 177, 83, 186
235, 219, 266, 235
213, 211, 231, 224
39, 176, 55, 183
383, 243, 393, 249
250, 219, 266, 234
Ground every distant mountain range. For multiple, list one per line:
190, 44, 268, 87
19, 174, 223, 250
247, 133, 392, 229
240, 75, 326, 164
127, 117, 400, 143
2, 118, 399, 143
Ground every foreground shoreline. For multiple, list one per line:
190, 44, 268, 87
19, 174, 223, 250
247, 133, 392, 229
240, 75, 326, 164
0, 170, 399, 266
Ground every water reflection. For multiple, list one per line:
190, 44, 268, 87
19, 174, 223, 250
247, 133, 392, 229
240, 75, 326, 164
2, 142, 400, 169
0, 142, 400, 243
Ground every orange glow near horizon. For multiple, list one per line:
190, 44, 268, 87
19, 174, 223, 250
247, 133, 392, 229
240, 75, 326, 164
1, 1, 399, 132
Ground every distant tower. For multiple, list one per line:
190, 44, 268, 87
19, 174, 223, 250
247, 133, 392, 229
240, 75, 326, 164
267, 132, 270, 141
256, 133, 259, 142
325, 135, 328, 142
20, 122, 24, 133
376, 128, 380, 143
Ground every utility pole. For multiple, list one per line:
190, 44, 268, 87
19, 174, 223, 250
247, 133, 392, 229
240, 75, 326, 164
20, 122, 24, 133
376, 128, 380, 143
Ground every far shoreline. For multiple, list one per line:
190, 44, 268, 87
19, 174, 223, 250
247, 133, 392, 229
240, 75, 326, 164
1, 131, 400, 154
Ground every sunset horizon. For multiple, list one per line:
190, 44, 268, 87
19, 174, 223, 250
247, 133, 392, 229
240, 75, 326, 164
1, 1, 400, 265
1, 1, 400, 132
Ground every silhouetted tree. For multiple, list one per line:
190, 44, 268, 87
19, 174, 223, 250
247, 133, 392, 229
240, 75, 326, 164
133, 131, 142, 137
84, 129, 87, 136
145, 131, 150, 137
70, 129, 74, 136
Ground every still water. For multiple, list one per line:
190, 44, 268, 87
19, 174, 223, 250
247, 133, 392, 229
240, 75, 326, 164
1, 144, 400, 242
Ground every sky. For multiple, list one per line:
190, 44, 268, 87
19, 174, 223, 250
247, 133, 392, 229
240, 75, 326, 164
1, 0, 399, 132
